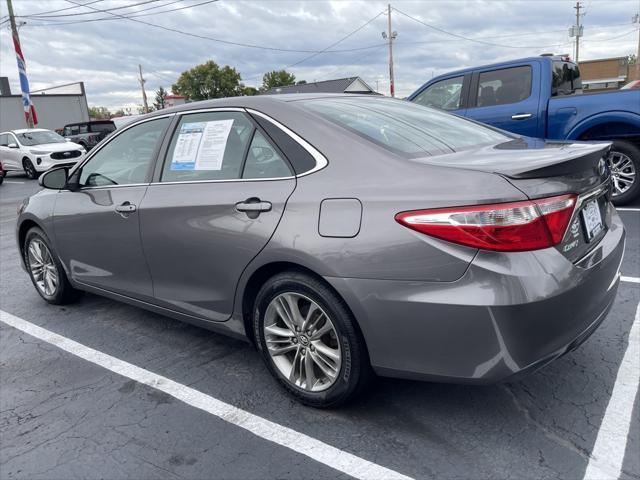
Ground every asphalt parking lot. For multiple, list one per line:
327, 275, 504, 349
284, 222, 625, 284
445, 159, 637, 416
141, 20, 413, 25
1, 171, 638, 480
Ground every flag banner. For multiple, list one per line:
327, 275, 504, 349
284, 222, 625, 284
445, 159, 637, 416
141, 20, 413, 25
12, 32, 37, 126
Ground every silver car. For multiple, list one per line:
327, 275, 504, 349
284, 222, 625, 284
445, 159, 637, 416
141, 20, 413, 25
17, 95, 625, 407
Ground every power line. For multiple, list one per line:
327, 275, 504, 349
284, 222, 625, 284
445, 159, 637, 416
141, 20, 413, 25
33, 0, 386, 55
285, 10, 385, 68
22, 0, 189, 24
26, 0, 163, 18
392, 6, 570, 49
26, 0, 104, 17
22, 0, 198, 24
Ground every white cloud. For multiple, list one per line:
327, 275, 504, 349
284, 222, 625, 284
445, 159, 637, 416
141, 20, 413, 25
0, 0, 637, 109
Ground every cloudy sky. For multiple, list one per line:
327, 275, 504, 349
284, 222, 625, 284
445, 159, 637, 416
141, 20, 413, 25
1, 0, 638, 111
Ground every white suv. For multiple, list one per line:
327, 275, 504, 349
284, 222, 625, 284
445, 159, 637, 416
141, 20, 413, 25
0, 129, 86, 179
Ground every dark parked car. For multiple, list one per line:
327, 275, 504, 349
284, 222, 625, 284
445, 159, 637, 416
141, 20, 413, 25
17, 95, 624, 407
62, 120, 116, 150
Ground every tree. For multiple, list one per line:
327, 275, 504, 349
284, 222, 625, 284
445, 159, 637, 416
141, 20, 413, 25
88, 106, 111, 119
262, 70, 297, 91
154, 86, 168, 109
242, 86, 259, 96
172, 60, 244, 100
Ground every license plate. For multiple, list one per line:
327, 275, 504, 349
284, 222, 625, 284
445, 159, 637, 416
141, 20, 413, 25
581, 199, 603, 242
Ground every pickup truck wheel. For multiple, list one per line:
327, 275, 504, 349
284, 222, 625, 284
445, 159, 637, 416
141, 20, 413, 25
609, 141, 639, 205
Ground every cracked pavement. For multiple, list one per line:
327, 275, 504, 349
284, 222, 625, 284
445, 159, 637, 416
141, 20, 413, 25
1, 173, 639, 479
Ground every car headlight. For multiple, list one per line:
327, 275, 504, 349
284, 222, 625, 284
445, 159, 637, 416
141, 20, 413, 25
30, 150, 51, 155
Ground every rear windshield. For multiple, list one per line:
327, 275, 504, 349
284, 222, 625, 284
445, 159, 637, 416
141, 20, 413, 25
90, 123, 116, 133
552, 61, 582, 96
299, 97, 509, 158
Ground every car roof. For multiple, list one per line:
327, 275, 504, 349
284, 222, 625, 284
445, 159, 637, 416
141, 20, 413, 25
64, 120, 115, 127
141, 93, 388, 119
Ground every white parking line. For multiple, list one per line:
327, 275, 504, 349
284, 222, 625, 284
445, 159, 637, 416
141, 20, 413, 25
616, 207, 640, 212
583, 302, 640, 480
622, 276, 640, 284
3, 181, 25, 184
0, 310, 413, 480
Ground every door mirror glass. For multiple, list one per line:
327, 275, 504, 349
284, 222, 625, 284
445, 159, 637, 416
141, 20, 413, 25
39, 167, 68, 189
7, 143, 18, 149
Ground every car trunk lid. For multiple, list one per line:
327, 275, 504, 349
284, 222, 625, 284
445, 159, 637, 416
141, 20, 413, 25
413, 138, 613, 263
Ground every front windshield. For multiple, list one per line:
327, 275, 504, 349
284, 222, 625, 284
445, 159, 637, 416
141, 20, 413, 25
17, 130, 66, 146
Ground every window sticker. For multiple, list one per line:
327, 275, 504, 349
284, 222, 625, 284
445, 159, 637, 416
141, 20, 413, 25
171, 122, 204, 170
170, 120, 234, 171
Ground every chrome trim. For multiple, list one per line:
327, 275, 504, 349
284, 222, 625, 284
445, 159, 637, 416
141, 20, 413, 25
245, 108, 329, 177
78, 183, 149, 191
171, 106, 245, 115
561, 180, 610, 246
150, 176, 295, 186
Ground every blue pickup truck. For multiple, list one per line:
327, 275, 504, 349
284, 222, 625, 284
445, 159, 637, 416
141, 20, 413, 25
408, 55, 640, 204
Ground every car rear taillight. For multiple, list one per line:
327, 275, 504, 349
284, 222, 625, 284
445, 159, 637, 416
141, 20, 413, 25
395, 194, 577, 252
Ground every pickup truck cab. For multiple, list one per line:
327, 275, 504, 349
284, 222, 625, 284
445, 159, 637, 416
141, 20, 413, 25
408, 55, 640, 204
62, 120, 116, 151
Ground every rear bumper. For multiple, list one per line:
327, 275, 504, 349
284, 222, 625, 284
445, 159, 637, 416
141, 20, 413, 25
325, 210, 625, 384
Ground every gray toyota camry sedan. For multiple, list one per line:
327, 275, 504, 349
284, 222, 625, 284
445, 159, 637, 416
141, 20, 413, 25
17, 94, 625, 407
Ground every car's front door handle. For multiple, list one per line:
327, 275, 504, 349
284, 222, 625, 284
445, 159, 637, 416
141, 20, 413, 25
511, 113, 533, 120
236, 200, 272, 213
115, 201, 137, 215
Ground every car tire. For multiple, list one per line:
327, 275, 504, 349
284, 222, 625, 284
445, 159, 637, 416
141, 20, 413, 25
253, 271, 372, 408
23, 227, 81, 305
23, 158, 37, 180
609, 140, 640, 205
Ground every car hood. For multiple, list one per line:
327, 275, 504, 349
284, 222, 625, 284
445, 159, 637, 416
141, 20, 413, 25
28, 142, 83, 152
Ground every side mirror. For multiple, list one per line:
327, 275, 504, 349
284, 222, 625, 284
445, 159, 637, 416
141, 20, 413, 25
39, 167, 68, 190
7, 143, 18, 149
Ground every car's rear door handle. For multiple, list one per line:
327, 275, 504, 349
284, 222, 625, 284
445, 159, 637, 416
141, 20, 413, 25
511, 113, 533, 120
115, 201, 137, 214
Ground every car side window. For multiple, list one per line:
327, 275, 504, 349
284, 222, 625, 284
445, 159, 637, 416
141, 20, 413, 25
475, 66, 532, 107
161, 112, 254, 182
0, 134, 7, 147
242, 130, 292, 179
79, 125, 89, 134
78, 117, 170, 187
412, 76, 464, 111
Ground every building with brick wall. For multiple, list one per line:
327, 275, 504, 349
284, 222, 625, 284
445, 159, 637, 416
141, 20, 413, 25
578, 56, 639, 92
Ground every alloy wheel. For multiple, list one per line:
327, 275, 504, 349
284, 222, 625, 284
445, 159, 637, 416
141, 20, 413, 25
27, 238, 59, 297
609, 151, 636, 197
263, 292, 342, 392
24, 160, 36, 179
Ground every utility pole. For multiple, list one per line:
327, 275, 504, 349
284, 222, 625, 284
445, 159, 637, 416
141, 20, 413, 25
573, 2, 583, 63
138, 64, 149, 114
7, 0, 35, 127
381, 4, 397, 97
634, 12, 640, 79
